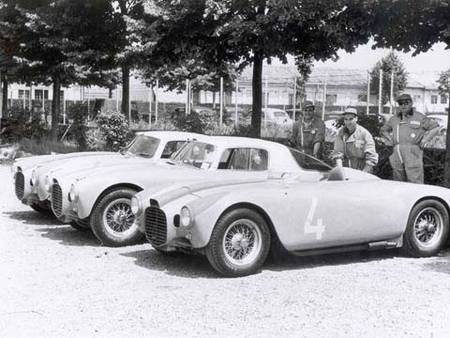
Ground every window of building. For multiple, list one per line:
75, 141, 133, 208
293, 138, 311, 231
35, 89, 49, 100
441, 95, 447, 104
431, 95, 438, 104
18, 89, 30, 100
326, 94, 337, 105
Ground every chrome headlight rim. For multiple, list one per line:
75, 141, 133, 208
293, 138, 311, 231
180, 206, 193, 227
30, 168, 38, 186
44, 175, 51, 193
131, 196, 142, 215
68, 183, 79, 203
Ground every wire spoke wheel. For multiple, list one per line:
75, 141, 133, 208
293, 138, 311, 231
102, 198, 136, 236
412, 207, 443, 248
222, 218, 262, 266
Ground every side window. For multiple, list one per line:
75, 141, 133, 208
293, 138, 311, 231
228, 148, 249, 170
218, 148, 268, 171
249, 149, 268, 171
161, 141, 185, 158
218, 149, 231, 169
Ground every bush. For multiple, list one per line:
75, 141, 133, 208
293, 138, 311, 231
65, 103, 89, 150
94, 112, 133, 151
1, 107, 49, 142
16, 137, 79, 156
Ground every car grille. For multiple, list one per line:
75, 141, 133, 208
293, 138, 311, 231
145, 206, 167, 246
15, 172, 25, 200
51, 183, 63, 217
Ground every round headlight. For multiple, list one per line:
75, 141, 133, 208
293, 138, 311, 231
44, 175, 51, 192
180, 206, 192, 227
30, 169, 38, 186
131, 196, 142, 215
69, 184, 78, 202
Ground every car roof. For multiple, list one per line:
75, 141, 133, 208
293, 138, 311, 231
206, 135, 287, 149
139, 130, 208, 141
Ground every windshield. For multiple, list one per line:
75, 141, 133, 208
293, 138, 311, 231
125, 135, 160, 158
273, 111, 288, 118
289, 148, 332, 172
172, 141, 216, 169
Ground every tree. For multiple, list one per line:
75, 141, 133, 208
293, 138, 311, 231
369, 51, 408, 105
144, 0, 380, 137
0, 0, 123, 139
371, 0, 450, 187
112, 0, 148, 119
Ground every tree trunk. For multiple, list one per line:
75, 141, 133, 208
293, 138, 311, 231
121, 65, 130, 120
251, 50, 263, 138
1, 73, 7, 114
444, 97, 450, 188
51, 76, 61, 141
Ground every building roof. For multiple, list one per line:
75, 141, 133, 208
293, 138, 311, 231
238, 65, 443, 91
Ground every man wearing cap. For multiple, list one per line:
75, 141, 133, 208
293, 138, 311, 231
291, 101, 325, 158
331, 107, 378, 172
380, 93, 440, 184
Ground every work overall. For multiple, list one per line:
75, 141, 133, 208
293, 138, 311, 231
331, 125, 378, 171
386, 112, 438, 184
292, 118, 325, 158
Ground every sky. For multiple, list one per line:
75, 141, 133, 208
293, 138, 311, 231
313, 41, 450, 72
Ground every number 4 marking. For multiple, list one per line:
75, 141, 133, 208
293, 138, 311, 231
304, 197, 325, 240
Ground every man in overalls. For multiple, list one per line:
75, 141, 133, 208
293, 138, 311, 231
331, 107, 378, 173
291, 101, 325, 158
380, 93, 440, 184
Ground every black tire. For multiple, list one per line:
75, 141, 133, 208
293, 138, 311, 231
205, 208, 271, 277
30, 201, 52, 214
70, 218, 91, 232
403, 200, 449, 257
90, 188, 143, 247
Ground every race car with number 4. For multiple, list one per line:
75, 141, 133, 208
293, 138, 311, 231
137, 166, 450, 277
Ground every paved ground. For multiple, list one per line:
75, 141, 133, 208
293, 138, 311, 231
1, 164, 450, 337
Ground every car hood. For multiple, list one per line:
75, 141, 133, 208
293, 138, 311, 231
15, 151, 114, 171
41, 153, 155, 179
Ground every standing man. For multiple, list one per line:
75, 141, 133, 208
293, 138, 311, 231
331, 107, 378, 173
291, 101, 325, 158
380, 93, 440, 184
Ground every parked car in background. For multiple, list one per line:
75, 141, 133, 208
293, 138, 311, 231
140, 165, 450, 277
50, 137, 306, 247
12, 131, 203, 218
261, 108, 293, 139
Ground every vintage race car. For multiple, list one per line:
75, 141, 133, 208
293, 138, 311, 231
51, 137, 312, 247
12, 131, 201, 216
137, 166, 450, 277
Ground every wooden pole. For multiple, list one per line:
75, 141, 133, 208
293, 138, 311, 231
367, 72, 370, 115
390, 69, 394, 115
155, 79, 159, 123
293, 77, 297, 121
235, 79, 238, 127
378, 69, 383, 115
219, 77, 223, 127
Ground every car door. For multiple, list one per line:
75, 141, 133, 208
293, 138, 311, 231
273, 180, 404, 251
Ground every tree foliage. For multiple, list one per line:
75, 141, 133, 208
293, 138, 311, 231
144, 0, 380, 137
0, 0, 123, 139
369, 51, 408, 104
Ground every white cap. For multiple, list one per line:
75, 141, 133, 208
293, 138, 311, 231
343, 107, 357, 116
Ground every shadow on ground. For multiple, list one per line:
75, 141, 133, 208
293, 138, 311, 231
35, 226, 100, 247
422, 249, 450, 275
3, 210, 61, 226
122, 249, 217, 279
123, 247, 400, 279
